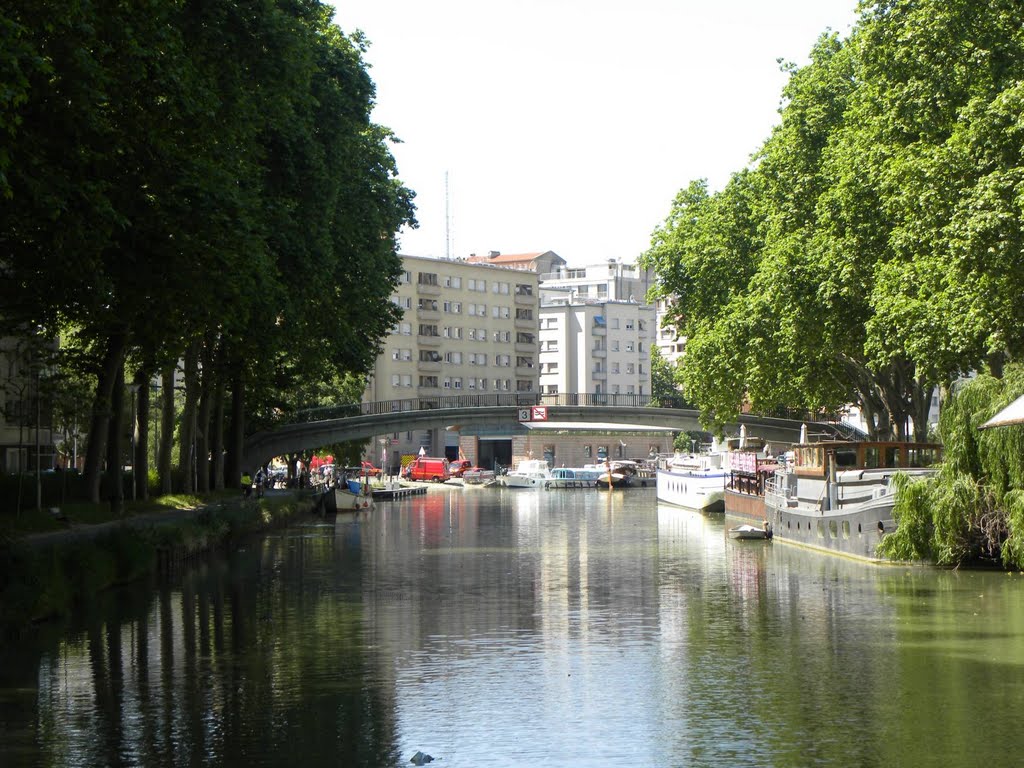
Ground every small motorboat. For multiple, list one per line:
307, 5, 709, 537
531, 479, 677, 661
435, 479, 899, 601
729, 522, 773, 540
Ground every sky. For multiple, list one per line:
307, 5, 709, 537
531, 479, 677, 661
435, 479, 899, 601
328, 0, 860, 266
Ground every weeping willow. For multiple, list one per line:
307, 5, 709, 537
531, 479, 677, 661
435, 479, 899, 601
879, 365, 1024, 567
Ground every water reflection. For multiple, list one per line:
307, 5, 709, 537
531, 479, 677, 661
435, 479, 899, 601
3, 489, 1024, 766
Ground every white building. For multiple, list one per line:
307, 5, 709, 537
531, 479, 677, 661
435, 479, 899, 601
364, 255, 540, 463
654, 297, 686, 367
537, 295, 654, 398
534, 259, 656, 398
539, 258, 654, 303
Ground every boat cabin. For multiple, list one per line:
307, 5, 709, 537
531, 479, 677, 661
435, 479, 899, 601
791, 441, 942, 478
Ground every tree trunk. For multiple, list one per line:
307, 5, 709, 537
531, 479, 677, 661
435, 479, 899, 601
83, 333, 127, 503
106, 363, 125, 517
134, 369, 150, 501
195, 336, 216, 493
158, 364, 175, 495
225, 365, 244, 488
178, 340, 200, 493
211, 358, 226, 491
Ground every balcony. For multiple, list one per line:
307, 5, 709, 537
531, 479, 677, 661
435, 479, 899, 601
514, 341, 537, 354
592, 371, 607, 381
515, 365, 536, 377
417, 360, 442, 372
514, 291, 535, 305
416, 282, 442, 296
514, 317, 536, 330
591, 326, 607, 336
417, 334, 442, 347
591, 348, 607, 358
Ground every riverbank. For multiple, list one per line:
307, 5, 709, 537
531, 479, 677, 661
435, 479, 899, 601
0, 489, 318, 638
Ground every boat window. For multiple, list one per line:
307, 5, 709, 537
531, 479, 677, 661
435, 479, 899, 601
829, 521, 838, 538
597, 446, 608, 459
907, 447, 940, 468
798, 446, 819, 468
835, 449, 858, 468
842, 521, 850, 539
885, 446, 901, 467
864, 446, 881, 469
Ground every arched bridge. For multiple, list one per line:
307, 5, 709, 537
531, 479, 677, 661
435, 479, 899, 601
243, 393, 858, 468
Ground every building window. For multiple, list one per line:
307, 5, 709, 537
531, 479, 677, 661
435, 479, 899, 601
400, 270, 412, 284
444, 276, 462, 288
418, 324, 439, 337
445, 351, 462, 364
418, 272, 438, 286
419, 350, 441, 362
515, 284, 533, 296
584, 445, 592, 458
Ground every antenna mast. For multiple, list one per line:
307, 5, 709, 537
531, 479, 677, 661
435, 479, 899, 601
445, 171, 452, 258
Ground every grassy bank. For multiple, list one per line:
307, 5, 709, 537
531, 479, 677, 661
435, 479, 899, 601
0, 491, 317, 638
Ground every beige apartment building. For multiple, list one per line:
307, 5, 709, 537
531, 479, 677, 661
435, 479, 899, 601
365, 255, 540, 465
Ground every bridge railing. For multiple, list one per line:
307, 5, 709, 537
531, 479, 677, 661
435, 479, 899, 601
285, 392, 695, 424
280, 393, 849, 431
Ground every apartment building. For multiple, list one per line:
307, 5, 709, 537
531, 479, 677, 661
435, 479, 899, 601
654, 297, 686, 367
466, 250, 566, 275
538, 259, 654, 303
365, 255, 540, 462
537, 294, 655, 397
0, 334, 57, 472
532, 259, 656, 397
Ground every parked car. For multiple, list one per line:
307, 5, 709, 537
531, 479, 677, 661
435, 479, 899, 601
403, 456, 450, 483
359, 461, 382, 477
449, 460, 472, 478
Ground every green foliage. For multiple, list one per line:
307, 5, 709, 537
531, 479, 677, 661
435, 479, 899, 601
648, 345, 678, 407
1, 0, 416, 496
643, 2, 1024, 440
881, 366, 1024, 566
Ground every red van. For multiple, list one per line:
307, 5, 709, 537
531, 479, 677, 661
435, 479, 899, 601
403, 456, 450, 482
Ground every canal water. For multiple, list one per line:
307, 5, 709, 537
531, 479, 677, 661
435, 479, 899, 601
2, 487, 1024, 767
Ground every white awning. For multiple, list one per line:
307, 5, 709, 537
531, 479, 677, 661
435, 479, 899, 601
979, 394, 1024, 429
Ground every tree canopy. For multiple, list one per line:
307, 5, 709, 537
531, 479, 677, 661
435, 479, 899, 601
642, 0, 1024, 440
0, 0, 415, 502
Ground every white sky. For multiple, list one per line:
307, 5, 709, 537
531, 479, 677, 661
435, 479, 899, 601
328, 0, 859, 266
